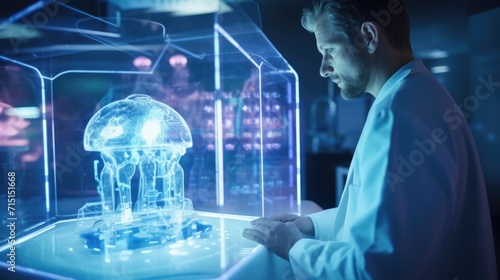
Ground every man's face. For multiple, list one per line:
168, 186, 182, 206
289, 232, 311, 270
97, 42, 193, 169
314, 15, 369, 99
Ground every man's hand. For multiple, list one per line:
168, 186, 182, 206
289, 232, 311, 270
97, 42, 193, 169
268, 214, 315, 237
242, 217, 303, 261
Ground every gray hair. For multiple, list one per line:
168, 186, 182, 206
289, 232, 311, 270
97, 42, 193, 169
301, 0, 412, 50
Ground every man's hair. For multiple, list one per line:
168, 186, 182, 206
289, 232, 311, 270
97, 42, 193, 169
301, 0, 412, 51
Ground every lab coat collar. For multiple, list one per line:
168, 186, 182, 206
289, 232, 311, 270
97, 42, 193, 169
376, 59, 427, 101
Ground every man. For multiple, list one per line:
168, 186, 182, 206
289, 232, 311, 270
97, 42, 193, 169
243, 0, 498, 279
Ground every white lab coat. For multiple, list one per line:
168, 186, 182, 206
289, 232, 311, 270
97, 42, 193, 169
290, 60, 497, 279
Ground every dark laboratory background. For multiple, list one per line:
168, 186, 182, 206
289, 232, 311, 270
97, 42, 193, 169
255, 0, 500, 270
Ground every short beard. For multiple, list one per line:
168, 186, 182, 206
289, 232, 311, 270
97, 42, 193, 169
339, 77, 368, 100
338, 50, 370, 100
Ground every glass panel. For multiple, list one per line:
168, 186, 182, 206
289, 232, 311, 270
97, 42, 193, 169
0, 1, 300, 278
0, 60, 50, 240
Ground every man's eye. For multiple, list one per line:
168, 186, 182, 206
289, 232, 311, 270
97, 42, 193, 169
325, 48, 333, 54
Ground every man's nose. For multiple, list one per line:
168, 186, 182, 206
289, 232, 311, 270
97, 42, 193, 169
319, 59, 333, 78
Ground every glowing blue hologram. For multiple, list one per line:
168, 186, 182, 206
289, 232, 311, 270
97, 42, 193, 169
77, 94, 212, 255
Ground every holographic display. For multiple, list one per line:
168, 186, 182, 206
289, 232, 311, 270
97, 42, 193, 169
0, 1, 300, 278
78, 94, 212, 255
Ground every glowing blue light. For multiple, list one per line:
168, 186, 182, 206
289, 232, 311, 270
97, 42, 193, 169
141, 119, 162, 145
430, 65, 450, 74
100, 125, 124, 139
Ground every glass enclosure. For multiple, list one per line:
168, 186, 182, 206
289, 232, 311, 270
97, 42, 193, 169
0, 0, 300, 278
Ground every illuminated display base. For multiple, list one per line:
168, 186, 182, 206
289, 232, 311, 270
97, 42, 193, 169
78, 216, 213, 252
0, 213, 259, 280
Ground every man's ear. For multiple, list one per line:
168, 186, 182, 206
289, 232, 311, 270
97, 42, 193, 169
361, 22, 379, 53
354, 22, 379, 53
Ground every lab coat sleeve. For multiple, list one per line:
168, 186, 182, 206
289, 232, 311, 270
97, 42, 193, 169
307, 208, 338, 241
289, 104, 461, 279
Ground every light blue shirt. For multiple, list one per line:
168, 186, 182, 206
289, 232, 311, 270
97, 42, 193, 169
290, 60, 497, 279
